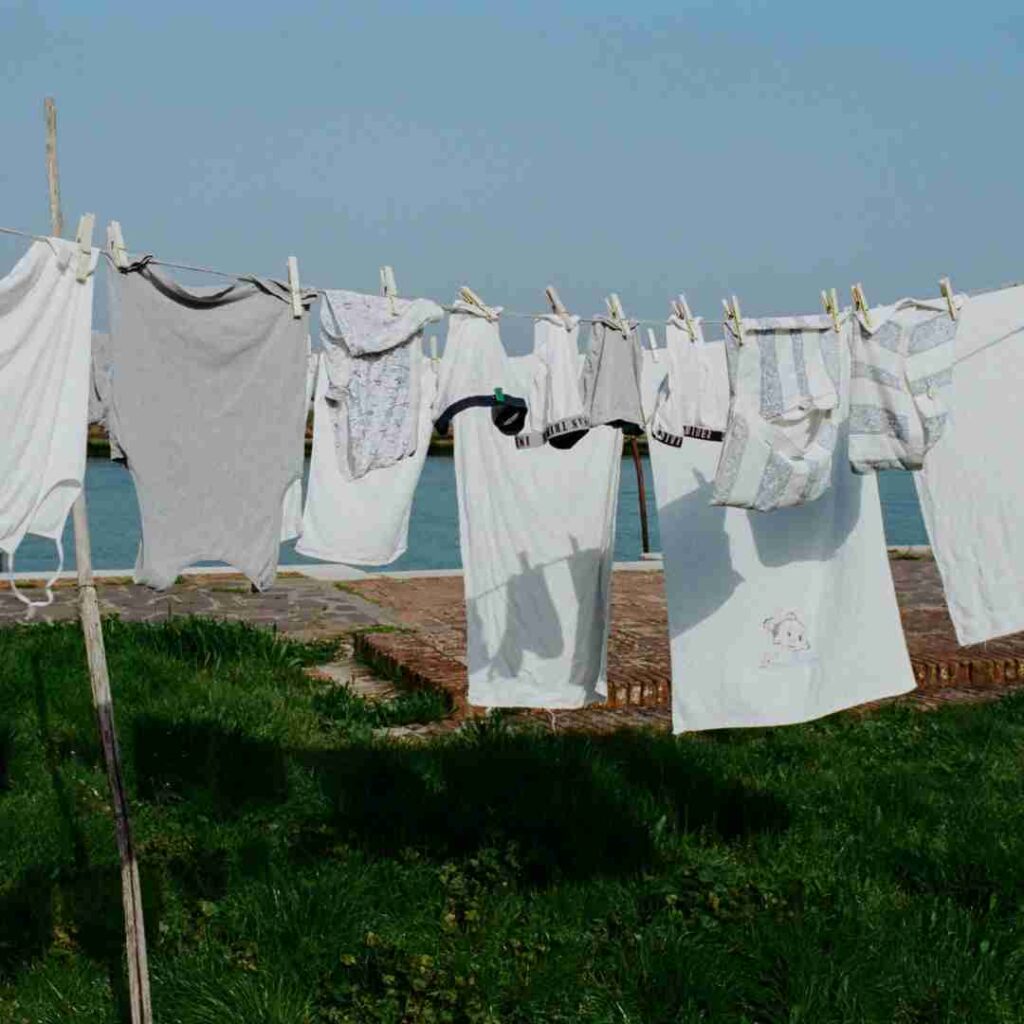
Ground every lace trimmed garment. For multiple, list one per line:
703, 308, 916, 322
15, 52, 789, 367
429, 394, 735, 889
320, 290, 443, 479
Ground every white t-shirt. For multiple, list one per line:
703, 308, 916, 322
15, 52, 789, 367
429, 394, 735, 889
297, 350, 436, 566
642, 337, 915, 732
914, 285, 1024, 644
0, 238, 97, 596
455, 354, 622, 709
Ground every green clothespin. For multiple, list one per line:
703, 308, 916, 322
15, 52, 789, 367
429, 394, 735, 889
494, 387, 505, 403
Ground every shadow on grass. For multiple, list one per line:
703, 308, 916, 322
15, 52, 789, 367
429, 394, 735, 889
133, 715, 288, 816
295, 731, 790, 885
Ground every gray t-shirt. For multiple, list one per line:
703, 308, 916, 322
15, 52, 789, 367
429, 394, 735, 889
581, 318, 645, 434
106, 257, 313, 590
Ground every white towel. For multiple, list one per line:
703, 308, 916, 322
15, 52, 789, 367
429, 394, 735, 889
714, 314, 843, 511
455, 354, 621, 709
849, 297, 962, 473
642, 341, 915, 732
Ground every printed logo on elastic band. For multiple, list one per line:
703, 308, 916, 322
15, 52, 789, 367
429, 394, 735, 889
651, 423, 724, 448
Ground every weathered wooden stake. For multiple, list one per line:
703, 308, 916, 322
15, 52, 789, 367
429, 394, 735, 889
630, 436, 650, 556
45, 96, 153, 1024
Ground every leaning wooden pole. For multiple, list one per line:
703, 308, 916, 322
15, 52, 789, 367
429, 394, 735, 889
45, 97, 153, 1024
629, 436, 651, 555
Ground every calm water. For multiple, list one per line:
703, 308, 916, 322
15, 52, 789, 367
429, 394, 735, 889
14, 457, 928, 573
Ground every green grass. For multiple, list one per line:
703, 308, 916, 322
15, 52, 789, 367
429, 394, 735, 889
2, 619, 1024, 1022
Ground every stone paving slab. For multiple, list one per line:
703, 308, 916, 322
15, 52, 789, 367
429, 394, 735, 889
0, 572, 392, 640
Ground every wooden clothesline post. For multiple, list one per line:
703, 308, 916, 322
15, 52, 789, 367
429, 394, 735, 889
44, 97, 153, 1024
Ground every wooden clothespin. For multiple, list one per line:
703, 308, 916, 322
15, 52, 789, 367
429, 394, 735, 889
459, 285, 497, 320
722, 295, 744, 344
851, 282, 872, 330
605, 293, 629, 333
380, 265, 399, 316
821, 287, 841, 332
939, 277, 958, 321
74, 213, 94, 283
645, 327, 661, 361
106, 220, 129, 270
287, 256, 303, 319
673, 293, 698, 342
545, 285, 574, 330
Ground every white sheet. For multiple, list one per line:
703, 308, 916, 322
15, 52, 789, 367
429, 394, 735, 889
914, 285, 1024, 644
455, 354, 622, 709
642, 338, 915, 732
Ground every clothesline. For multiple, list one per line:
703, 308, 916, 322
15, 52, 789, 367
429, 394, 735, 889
3, 220, 1024, 329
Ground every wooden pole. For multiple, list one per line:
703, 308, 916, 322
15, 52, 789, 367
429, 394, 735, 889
629, 436, 650, 555
44, 97, 153, 1024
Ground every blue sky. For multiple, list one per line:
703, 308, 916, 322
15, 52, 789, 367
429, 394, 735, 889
2, 1, 1022, 344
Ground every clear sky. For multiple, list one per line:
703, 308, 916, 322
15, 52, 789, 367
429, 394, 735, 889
3, 1, 1022, 345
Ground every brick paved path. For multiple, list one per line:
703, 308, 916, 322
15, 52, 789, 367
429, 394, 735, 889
4, 556, 1024, 734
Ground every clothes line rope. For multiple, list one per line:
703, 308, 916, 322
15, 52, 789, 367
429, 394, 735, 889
4, 220, 1024, 329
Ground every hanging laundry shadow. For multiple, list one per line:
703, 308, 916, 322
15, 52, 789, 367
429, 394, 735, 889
659, 468, 744, 640
565, 535, 613, 700
746, 431, 863, 567
477, 551, 565, 681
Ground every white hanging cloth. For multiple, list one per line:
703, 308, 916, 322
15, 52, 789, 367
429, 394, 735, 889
452, 351, 621, 709
642, 330, 915, 733
0, 237, 97, 607
298, 349, 436, 566
914, 284, 1024, 644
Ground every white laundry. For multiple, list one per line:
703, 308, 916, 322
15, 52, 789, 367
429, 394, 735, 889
649, 316, 728, 447
581, 316, 645, 434
454, 353, 621, 709
516, 314, 589, 450
642, 340, 915, 733
0, 237, 97, 607
914, 284, 1024, 644
297, 350, 436, 566
434, 301, 527, 437
849, 298, 962, 473
280, 340, 318, 542
713, 314, 843, 511
320, 290, 443, 479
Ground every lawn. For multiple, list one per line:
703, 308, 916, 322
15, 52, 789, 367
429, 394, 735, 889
1, 618, 1024, 1023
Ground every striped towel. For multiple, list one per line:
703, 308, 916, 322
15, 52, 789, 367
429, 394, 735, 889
849, 298, 962, 473
713, 314, 843, 511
